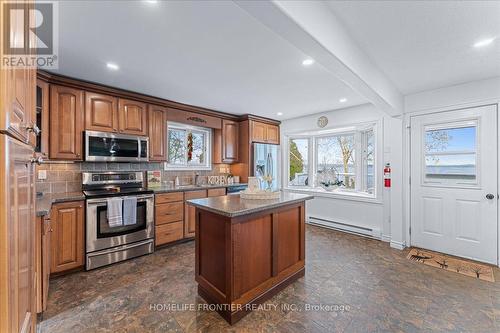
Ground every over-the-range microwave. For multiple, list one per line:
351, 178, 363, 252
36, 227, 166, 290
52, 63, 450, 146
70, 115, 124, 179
85, 130, 149, 162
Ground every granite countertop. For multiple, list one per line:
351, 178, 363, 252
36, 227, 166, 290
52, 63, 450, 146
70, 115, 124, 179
36, 192, 85, 217
186, 192, 313, 218
149, 183, 248, 194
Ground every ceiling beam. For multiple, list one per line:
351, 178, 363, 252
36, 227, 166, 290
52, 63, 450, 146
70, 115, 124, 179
236, 0, 403, 117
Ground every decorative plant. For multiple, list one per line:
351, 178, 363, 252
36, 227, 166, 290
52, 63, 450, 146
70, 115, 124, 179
319, 179, 344, 188
187, 132, 193, 162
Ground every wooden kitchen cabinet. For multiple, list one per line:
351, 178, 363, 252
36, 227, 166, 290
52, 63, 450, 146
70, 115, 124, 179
85, 92, 118, 132
0, 1, 36, 147
49, 85, 84, 160
148, 105, 167, 161
36, 216, 52, 313
184, 190, 207, 238
118, 98, 148, 135
207, 188, 226, 197
250, 121, 279, 144
155, 192, 184, 246
214, 119, 239, 163
50, 201, 85, 274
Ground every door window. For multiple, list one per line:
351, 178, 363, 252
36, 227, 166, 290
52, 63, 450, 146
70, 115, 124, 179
423, 121, 478, 185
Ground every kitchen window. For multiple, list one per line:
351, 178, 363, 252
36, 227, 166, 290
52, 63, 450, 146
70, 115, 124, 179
165, 122, 212, 170
286, 123, 378, 198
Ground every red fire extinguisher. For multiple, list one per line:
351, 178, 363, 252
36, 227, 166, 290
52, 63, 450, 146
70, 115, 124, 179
384, 163, 391, 188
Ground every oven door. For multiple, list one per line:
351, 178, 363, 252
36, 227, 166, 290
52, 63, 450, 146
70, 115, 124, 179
85, 130, 149, 162
86, 194, 154, 253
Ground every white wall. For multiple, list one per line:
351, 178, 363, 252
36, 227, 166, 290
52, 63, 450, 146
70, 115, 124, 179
404, 77, 500, 114
281, 103, 395, 240
282, 78, 500, 249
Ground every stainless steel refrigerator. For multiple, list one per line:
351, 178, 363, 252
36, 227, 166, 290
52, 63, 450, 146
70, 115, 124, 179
253, 143, 280, 191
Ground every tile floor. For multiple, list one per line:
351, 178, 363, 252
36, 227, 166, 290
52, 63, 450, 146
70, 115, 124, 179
39, 225, 500, 332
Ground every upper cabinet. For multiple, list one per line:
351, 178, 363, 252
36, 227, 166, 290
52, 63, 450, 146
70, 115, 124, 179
85, 92, 118, 132
214, 119, 239, 163
118, 98, 148, 136
50, 85, 84, 160
148, 105, 167, 161
250, 120, 280, 144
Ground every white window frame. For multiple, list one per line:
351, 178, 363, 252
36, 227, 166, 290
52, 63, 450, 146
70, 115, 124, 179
164, 122, 212, 171
284, 121, 380, 200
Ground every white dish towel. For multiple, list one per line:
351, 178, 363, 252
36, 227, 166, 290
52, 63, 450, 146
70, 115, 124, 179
123, 197, 137, 226
107, 197, 123, 227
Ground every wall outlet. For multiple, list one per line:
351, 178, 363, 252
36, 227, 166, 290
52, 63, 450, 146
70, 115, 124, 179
38, 170, 47, 180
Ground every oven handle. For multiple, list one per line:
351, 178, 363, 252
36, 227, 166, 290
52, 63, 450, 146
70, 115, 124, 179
86, 194, 154, 205
89, 239, 154, 256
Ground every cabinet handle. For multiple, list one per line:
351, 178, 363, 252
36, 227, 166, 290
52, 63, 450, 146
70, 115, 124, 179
26, 124, 41, 135
30, 156, 44, 165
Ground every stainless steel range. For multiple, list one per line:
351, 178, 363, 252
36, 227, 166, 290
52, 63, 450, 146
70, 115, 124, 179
83, 171, 154, 270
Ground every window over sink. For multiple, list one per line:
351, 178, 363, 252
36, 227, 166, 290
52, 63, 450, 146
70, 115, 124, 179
165, 122, 212, 170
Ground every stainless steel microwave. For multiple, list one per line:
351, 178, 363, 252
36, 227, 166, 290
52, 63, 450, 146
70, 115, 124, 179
85, 131, 149, 162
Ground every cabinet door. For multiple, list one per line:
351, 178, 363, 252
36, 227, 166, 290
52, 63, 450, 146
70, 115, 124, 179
148, 105, 167, 161
85, 92, 118, 132
265, 124, 280, 144
1, 135, 36, 333
222, 119, 239, 162
184, 190, 207, 238
251, 121, 267, 143
41, 218, 51, 311
50, 201, 84, 274
118, 98, 148, 135
35, 80, 50, 157
49, 85, 84, 160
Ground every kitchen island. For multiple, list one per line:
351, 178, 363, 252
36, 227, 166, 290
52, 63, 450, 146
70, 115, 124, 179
187, 192, 313, 324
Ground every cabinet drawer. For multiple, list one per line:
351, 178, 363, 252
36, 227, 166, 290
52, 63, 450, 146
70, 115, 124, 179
156, 221, 183, 245
155, 192, 183, 204
207, 188, 226, 197
155, 202, 184, 225
184, 189, 207, 200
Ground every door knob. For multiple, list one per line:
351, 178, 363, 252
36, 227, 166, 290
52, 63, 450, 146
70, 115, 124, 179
486, 194, 495, 200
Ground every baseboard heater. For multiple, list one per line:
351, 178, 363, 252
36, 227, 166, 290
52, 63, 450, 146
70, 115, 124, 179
307, 216, 381, 239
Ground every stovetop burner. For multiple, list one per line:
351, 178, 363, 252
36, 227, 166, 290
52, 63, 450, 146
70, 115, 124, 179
83, 187, 153, 199
82, 171, 153, 199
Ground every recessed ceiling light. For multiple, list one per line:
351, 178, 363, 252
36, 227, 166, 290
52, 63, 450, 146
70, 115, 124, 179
302, 58, 315, 66
277, 112, 283, 116
106, 62, 119, 70
473, 37, 495, 48
144, 0, 158, 4
339, 98, 347, 103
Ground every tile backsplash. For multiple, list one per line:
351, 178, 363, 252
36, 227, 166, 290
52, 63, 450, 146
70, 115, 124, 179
36, 162, 230, 194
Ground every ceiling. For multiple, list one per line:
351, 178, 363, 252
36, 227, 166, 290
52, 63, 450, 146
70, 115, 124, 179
327, 1, 500, 95
51, 0, 366, 120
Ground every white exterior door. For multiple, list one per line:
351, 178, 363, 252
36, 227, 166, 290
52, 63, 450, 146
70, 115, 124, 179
410, 105, 498, 264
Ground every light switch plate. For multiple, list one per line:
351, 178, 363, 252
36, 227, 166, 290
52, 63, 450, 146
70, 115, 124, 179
38, 170, 47, 180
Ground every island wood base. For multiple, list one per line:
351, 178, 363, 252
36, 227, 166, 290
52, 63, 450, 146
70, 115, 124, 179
194, 201, 306, 325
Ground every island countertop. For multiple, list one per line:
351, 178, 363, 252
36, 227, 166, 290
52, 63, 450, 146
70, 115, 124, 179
186, 192, 313, 217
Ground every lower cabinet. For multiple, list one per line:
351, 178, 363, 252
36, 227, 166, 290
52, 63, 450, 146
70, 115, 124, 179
50, 201, 84, 274
36, 216, 52, 313
156, 221, 184, 245
154, 188, 226, 245
184, 190, 208, 238
155, 192, 184, 246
